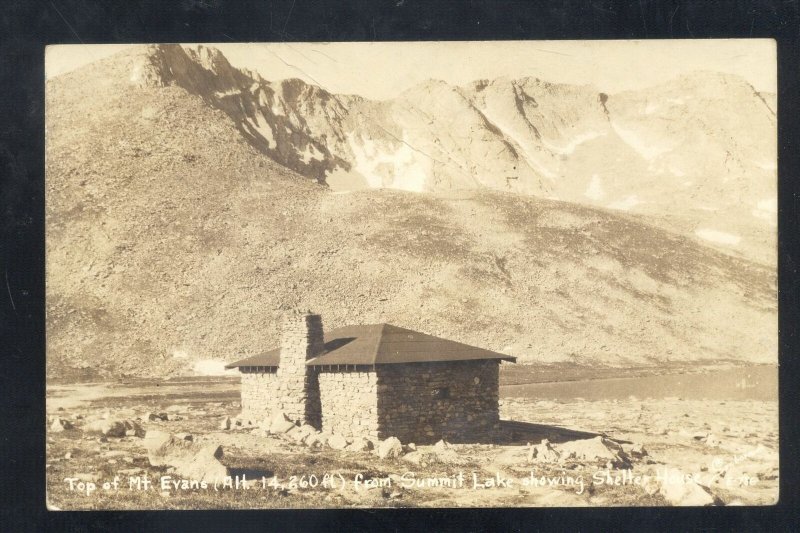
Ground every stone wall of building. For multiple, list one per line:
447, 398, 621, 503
276, 311, 324, 426
376, 360, 500, 444
317, 368, 380, 439
240, 369, 280, 420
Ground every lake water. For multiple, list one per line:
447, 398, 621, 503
500, 365, 778, 401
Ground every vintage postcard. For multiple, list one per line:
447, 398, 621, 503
45, 40, 777, 509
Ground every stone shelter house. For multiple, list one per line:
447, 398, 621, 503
226, 310, 515, 444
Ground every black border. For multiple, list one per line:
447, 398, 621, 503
2, 1, 798, 531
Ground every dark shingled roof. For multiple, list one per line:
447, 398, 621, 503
225, 323, 515, 368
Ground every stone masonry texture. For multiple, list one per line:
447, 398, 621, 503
318, 368, 380, 439
239, 312, 502, 442
375, 359, 500, 444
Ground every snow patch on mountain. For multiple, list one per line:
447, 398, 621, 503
271, 98, 285, 116
584, 174, 605, 201
347, 133, 429, 192
249, 112, 276, 149
542, 130, 605, 155
300, 143, 324, 164
695, 229, 741, 245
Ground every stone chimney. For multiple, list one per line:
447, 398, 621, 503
276, 309, 323, 427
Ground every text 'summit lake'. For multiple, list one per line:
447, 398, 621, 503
500, 365, 777, 401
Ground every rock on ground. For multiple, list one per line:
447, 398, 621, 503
143, 430, 228, 482
268, 412, 296, 434
327, 434, 349, 450
84, 418, 143, 438
346, 437, 374, 452
50, 417, 73, 433
622, 442, 648, 458
378, 437, 403, 459
528, 439, 560, 463
305, 432, 328, 449
658, 468, 721, 506
557, 436, 630, 467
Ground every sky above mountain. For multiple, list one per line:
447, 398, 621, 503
47, 39, 776, 99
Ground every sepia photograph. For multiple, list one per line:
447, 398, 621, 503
44, 40, 778, 509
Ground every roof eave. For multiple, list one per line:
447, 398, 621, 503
306, 355, 516, 366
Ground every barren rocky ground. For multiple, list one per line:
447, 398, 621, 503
46, 371, 777, 509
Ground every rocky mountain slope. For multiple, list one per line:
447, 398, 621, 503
45, 45, 777, 380
115, 45, 776, 265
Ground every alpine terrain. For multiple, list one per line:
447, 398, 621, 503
45, 44, 777, 380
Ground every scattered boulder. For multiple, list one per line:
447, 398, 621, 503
122, 419, 146, 438
327, 434, 349, 450
401, 451, 424, 465
378, 437, 403, 459
175, 433, 193, 442
558, 437, 630, 467
346, 437, 374, 452
84, 419, 128, 438
305, 432, 328, 449
143, 430, 228, 482
219, 417, 232, 430
296, 425, 319, 444
268, 412, 296, 434
233, 417, 254, 427
658, 468, 721, 506
622, 442, 648, 458
430, 440, 468, 465
289, 425, 316, 443
50, 417, 73, 433
528, 439, 560, 463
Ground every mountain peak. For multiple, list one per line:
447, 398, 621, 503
129, 44, 246, 95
